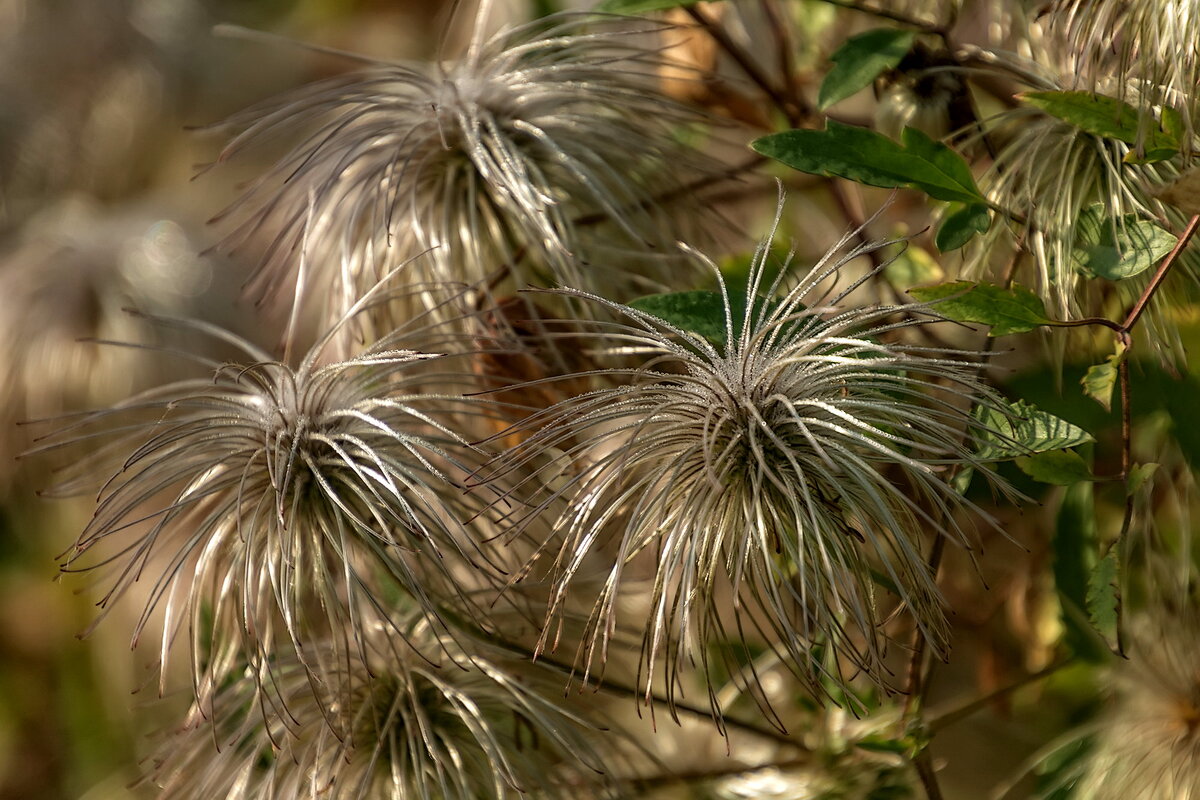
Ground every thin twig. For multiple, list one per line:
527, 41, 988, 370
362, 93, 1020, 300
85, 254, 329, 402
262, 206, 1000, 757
520, 643, 799, 746
572, 155, 767, 229
762, 0, 803, 113
1121, 214, 1200, 331
682, 6, 885, 265
627, 756, 811, 791
685, 5, 802, 125
926, 658, 1070, 734
903, 535, 946, 715
808, 0, 948, 36
441, 611, 802, 746
1039, 316, 1125, 334
914, 748, 946, 800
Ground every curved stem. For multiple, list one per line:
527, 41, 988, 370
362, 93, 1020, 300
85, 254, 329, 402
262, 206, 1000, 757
1121, 214, 1200, 332
808, 0, 949, 36
926, 658, 1071, 734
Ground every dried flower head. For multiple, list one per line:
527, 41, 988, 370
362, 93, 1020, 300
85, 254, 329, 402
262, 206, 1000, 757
31, 300, 506, 698
1046, 0, 1200, 148
1073, 580, 1200, 798
149, 616, 612, 800
207, 11, 704, 329
0, 198, 216, 491
970, 100, 1197, 355
479, 209, 1004, 713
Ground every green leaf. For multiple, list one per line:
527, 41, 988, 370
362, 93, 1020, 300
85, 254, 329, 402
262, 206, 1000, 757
1020, 90, 1181, 163
751, 121, 985, 205
1054, 483, 1106, 662
908, 281, 1051, 336
1016, 450, 1095, 485
818, 28, 915, 111
1080, 341, 1126, 412
950, 465, 974, 495
1034, 736, 1094, 800
595, 0, 696, 11
975, 399, 1094, 459
1080, 363, 1118, 413
884, 244, 943, 291
717, 244, 791, 296
629, 291, 732, 346
899, 127, 982, 201
856, 735, 920, 758
1071, 206, 1177, 281
1126, 462, 1159, 496
1086, 549, 1120, 653
935, 203, 991, 252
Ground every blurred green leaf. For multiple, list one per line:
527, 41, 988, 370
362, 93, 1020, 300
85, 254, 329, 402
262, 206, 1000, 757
1021, 90, 1180, 163
935, 203, 991, 252
1126, 462, 1159, 496
818, 28, 915, 111
1034, 735, 1091, 799
717, 244, 791, 295
1080, 341, 1125, 412
950, 465, 974, 494
596, 0, 696, 10
909, 281, 1051, 336
529, 0, 563, 16
884, 243, 944, 291
1071, 205, 1177, 280
1009, 364, 1200, 470
1054, 482, 1107, 662
1087, 549, 1120, 652
1017, 450, 1095, 485
752, 122, 985, 205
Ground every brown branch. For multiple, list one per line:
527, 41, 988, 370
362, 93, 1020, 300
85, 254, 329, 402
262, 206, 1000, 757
808, 0, 949, 36
685, 5, 802, 125
626, 756, 811, 791
1121, 214, 1200, 331
914, 749, 946, 800
926, 658, 1070, 734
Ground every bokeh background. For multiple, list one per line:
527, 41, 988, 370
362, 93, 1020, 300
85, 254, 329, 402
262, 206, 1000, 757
3, 2, 1188, 798
0, 3, 506, 797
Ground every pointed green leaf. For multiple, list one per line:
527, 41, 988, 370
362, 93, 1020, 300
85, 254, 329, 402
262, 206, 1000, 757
900, 127, 982, 200
975, 399, 1094, 459
751, 122, 985, 205
1020, 90, 1180, 163
1071, 205, 1177, 280
1086, 549, 1120, 653
1054, 482, 1107, 662
884, 244, 944, 291
950, 465, 974, 495
1081, 362, 1118, 412
935, 203, 991, 252
1126, 462, 1159, 496
908, 281, 1051, 336
1017, 450, 1095, 485
1080, 341, 1126, 412
818, 28, 915, 111
1034, 737, 1095, 800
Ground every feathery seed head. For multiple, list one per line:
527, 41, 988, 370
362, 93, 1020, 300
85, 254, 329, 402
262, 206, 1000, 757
149, 618, 613, 800
974, 104, 1189, 338
482, 211, 1006, 713
208, 12, 706, 330
33, 310, 506, 700
1046, 0, 1200, 150
1075, 574, 1200, 799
